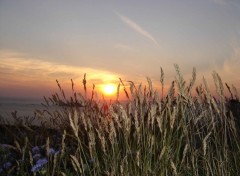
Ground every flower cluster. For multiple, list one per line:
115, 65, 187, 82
31, 146, 60, 173
0, 144, 14, 174
31, 158, 48, 172
47, 148, 60, 155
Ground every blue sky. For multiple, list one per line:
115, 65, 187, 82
0, 0, 240, 98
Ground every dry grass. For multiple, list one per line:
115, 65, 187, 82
0, 65, 240, 175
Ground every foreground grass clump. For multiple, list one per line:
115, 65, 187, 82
1, 65, 240, 175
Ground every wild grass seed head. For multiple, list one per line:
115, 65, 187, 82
170, 160, 178, 176
181, 144, 189, 165
203, 132, 212, 156
70, 155, 83, 174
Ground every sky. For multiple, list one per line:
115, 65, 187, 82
0, 0, 240, 99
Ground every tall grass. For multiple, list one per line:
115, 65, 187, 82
0, 65, 240, 175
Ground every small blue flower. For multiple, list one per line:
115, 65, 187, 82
31, 163, 44, 172
0, 144, 9, 149
33, 153, 41, 160
31, 158, 48, 172
32, 146, 40, 154
47, 148, 56, 155
36, 158, 48, 165
0, 167, 3, 174
3, 162, 12, 169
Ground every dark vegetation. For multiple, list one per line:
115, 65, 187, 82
0, 65, 240, 175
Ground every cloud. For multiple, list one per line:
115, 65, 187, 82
114, 43, 134, 51
0, 50, 120, 86
0, 50, 129, 98
200, 46, 240, 92
222, 47, 240, 76
115, 12, 160, 48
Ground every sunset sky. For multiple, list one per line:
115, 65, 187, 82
0, 0, 240, 99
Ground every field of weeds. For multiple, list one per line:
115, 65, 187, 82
0, 65, 240, 175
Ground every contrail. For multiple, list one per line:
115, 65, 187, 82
115, 12, 160, 48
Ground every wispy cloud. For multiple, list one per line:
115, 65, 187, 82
115, 12, 160, 48
114, 43, 134, 51
201, 46, 240, 90
0, 50, 120, 87
222, 47, 240, 75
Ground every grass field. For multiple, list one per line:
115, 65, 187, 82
0, 65, 240, 175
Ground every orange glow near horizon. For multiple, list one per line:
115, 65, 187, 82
0, 51, 122, 98
1, 50, 240, 99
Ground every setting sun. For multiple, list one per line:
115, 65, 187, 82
102, 84, 116, 95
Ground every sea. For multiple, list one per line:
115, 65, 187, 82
0, 97, 51, 125
0, 96, 128, 126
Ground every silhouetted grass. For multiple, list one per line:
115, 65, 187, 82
0, 65, 240, 175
